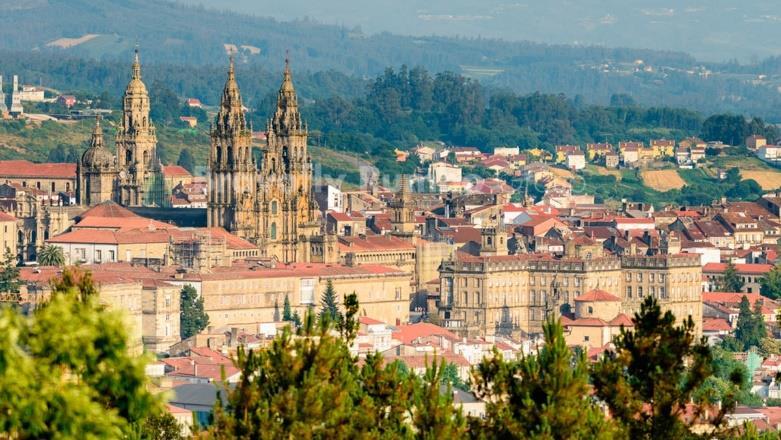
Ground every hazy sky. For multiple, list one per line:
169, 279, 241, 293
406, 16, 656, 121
181, 0, 781, 62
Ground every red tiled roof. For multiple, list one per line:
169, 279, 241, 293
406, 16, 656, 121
383, 351, 470, 368
359, 316, 386, 325
392, 323, 459, 345
574, 289, 621, 302
562, 317, 609, 327
78, 201, 138, 219
702, 317, 732, 332
702, 263, 773, 275
48, 228, 171, 245
74, 216, 175, 231
0, 160, 76, 179
162, 165, 191, 178
328, 210, 364, 222
702, 292, 776, 307
609, 313, 634, 327
339, 235, 414, 252
0, 211, 15, 222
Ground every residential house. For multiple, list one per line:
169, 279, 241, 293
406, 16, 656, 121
702, 263, 773, 293
747, 135, 767, 151
493, 146, 520, 157
586, 143, 613, 161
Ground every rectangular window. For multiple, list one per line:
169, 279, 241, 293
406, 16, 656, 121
584, 335, 590, 342
300, 278, 315, 304
638, 286, 643, 297
627, 286, 632, 298
395, 287, 402, 301
649, 273, 655, 282
636, 273, 643, 282
660, 287, 666, 298
109, 250, 115, 261
659, 274, 665, 282
625, 272, 631, 281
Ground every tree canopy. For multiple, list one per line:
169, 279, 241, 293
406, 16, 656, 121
0, 267, 164, 438
180, 284, 209, 339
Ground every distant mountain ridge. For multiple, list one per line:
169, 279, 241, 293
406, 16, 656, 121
2, 0, 781, 119
0, 0, 696, 72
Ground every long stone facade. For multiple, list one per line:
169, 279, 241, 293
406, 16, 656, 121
437, 252, 702, 337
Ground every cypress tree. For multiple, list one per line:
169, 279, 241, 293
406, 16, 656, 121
282, 294, 293, 321
320, 279, 341, 325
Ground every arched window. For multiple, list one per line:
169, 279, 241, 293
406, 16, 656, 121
216, 147, 222, 164
271, 200, 278, 215
126, 150, 133, 164
270, 222, 277, 240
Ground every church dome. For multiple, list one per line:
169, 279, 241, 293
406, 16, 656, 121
81, 116, 115, 169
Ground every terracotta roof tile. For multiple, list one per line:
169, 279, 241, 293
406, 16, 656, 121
0, 160, 76, 179
574, 289, 621, 302
162, 165, 192, 178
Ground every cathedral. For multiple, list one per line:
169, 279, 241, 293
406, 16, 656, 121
207, 57, 335, 264
78, 51, 334, 264
77, 50, 164, 208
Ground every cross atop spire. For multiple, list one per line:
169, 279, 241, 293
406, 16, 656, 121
132, 47, 141, 80
92, 115, 103, 143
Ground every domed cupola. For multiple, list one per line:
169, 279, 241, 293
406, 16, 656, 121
81, 116, 115, 169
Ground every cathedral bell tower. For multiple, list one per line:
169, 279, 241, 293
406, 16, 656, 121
115, 49, 163, 207
207, 57, 257, 240
256, 58, 320, 263
390, 174, 417, 238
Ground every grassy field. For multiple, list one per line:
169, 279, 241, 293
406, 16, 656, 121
741, 170, 781, 190
587, 165, 623, 181
640, 169, 686, 191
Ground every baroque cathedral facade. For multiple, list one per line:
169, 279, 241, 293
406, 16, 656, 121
207, 58, 335, 264
77, 50, 164, 208
78, 51, 334, 264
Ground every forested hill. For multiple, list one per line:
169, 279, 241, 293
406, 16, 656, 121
3, 0, 781, 119
0, 0, 694, 71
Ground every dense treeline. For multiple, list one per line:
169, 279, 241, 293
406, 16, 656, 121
299, 66, 779, 155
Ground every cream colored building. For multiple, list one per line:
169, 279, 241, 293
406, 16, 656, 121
0, 211, 17, 255
142, 279, 181, 352
180, 262, 413, 332
19, 268, 145, 354
438, 252, 702, 337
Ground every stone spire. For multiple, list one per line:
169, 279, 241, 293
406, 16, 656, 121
215, 55, 247, 135
270, 56, 303, 134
